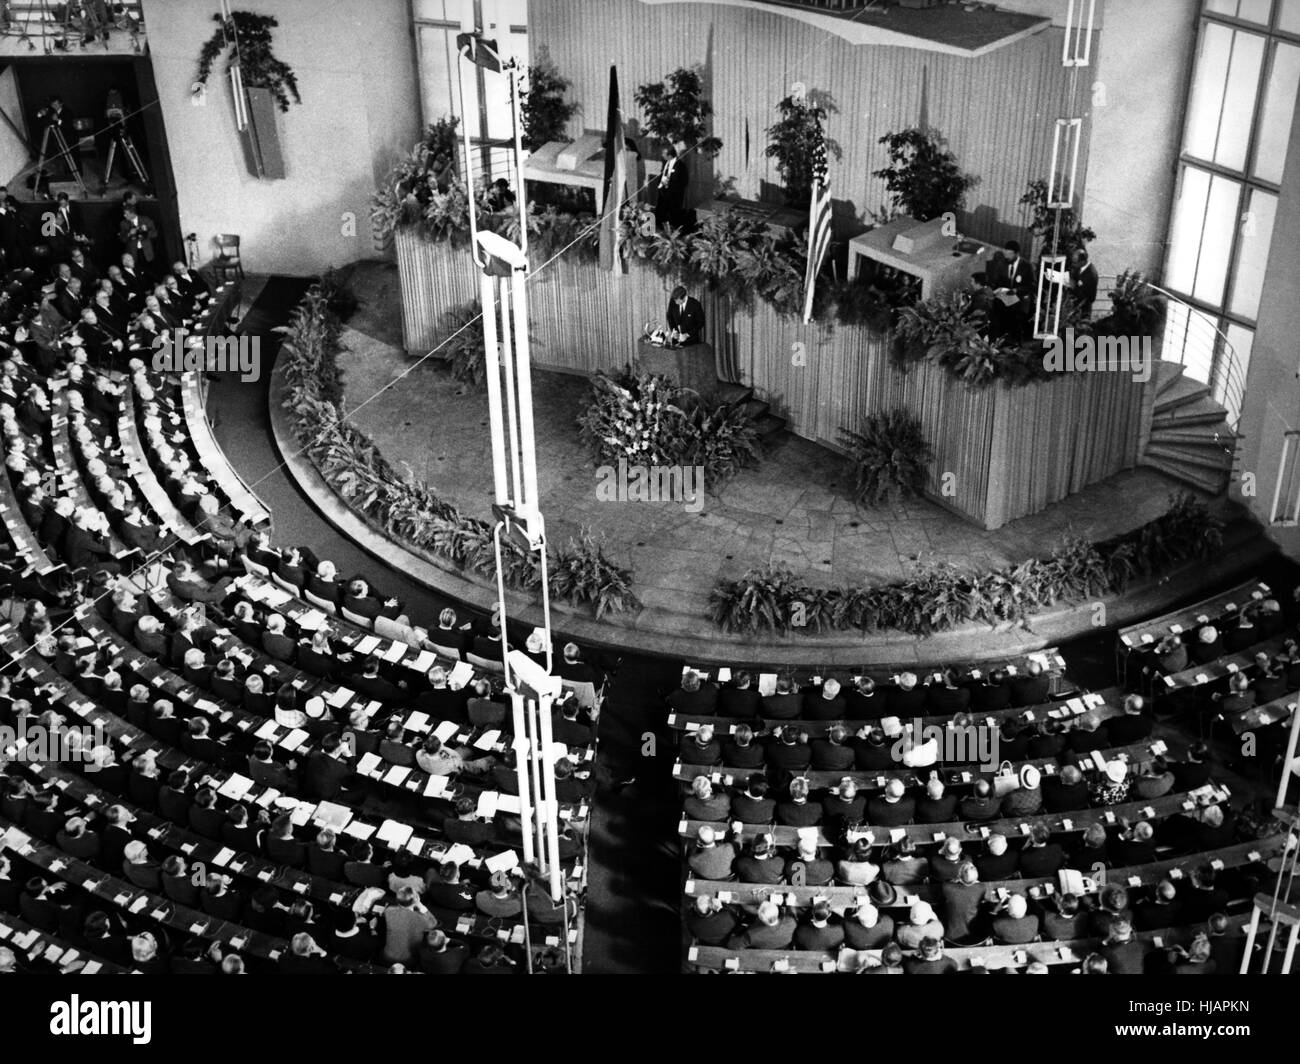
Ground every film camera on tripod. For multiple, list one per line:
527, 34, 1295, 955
101, 89, 150, 194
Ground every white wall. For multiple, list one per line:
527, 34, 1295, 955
1084, 0, 1198, 279
141, 0, 420, 275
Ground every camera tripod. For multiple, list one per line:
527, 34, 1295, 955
101, 119, 148, 193
33, 120, 87, 196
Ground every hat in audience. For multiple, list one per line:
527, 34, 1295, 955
303, 696, 326, 720
1006, 894, 1028, 919
1105, 761, 1127, 784
854, 902, 879, 928
696, 825, 716, 847
1019, 765, 1041, 790
868, 880, 897, 907
1198, 625, 1218, 643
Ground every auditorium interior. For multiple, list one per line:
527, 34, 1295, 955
1, 0, 1300, 994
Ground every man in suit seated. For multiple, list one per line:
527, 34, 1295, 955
718, 671, 760, 718
1010, 659, 1051, 706
761, 676, 803, 720
1070, 247, 1098, 321
668, 670, 717, 714
665, 285, 704, 346
804, 676, 847, 721
982, 240, 1035, 340
866, 778, 914, 826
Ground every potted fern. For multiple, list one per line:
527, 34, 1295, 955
873, 128, 973, 222
840, 409, 933, 506
522, 60, 579, 151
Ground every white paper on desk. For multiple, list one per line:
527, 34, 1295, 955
376, 818, 413, 847
716, 667, 732, 684
1083, 692, 1105, 708
326, 686, 355, 709
424, 775, 449, 798
757, 673, 777, 696
794, 826, 818, 845
356, 753, 382, 776
485, 849, 519, 874
218, 773, 252, 801
383, 641, 407, 663
212, 847, 235, 866
432, 720, 458, 743
289, 802, 315, 828
410, 650, 437, 674
442, 843, 475, 866
474, 729, 501, 751
314, 801, 352, 832
342, 820, 376, 840
890, 828, 907, 843
355, 636, 381, 656
383, 765, 411, 786
476, 790, 499, 818
496, 792, 521, 814
1066, 697, 1085, 714
280, 728, 310, 752
448, 661, 474, 689
296, 609, 328, 632
262, 584, 292, 608
406, 835, 426, 855
405, 711, 431, 734
255, 788, 280, 808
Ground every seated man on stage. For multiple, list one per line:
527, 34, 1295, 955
666, 285, 705, 347
981, 240, 1035, 341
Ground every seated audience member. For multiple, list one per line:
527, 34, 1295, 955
765, 726, 811, 774
844, 675, 889, 720
928, 837, 965, 884
668, 671, 717, 714
852, 726, 893, 771
821, 778, 866, 834
843, 901, 893, 950
810, 724, 854, 770
991, 893, 1039, 944
1010, 659, 1051, 706
776, 776, 821, 826
786, 837, 833, 887
730, 775, 776, 824
1040, 892, 1088, 941
1099, 919, 1147, 975
895, 901, 945, 951
866, 778, 914, 826
1018, 823, 1066, 878
959, 779, 1002, 822
794, 899, 844, 952
971, 668, 1012, 712
804, 676, 846, 720
760, 676, 803, 719
727, 900, 795, 950
1134, 880, 1185, 931
687, 895, 738, 946
915, 777, 957, 824
735, 833, 785, 885
1109, 819, 1157, 866
974, 833, 1018, 882
903, 936, 958, 975
836, 837, 881, 887
1089, 760, 1130, 806
926, 668, 970, 714
687, 824, 736, 881
678, 723, 721, 766
1191, 625, 1223, 664
683, 775, 730, 822
716, 671, 760, 718
721, 723, 764, 769
861, 942, 906, 975
1042, 763, 1090, 812
1132, 756, 1175, 799
1000, 764, 1043, 817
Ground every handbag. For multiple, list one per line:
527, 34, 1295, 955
991, 759, 1020, 798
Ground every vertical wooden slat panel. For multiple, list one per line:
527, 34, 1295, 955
392, 233, 1144, 529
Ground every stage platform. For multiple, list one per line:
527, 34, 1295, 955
266, 262, 1273, 666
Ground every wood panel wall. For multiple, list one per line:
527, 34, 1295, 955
527, 0, 1098, 249
394, 230, 1146, 529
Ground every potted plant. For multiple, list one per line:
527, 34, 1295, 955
839, 408, 933, 506
1108, 269, 1167, 336
521, 60, 579, 151
873, 127, 973, 222
765, 94, 832, 206
634, 67, 723, 158
196, 11, 300, 179
1020, 178, 1095, 258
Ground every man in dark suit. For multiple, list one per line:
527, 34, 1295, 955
984, 240, 1035, 340
1070, 247, 1098, 320
654, 146, 689, 231
666, 285, 704, 346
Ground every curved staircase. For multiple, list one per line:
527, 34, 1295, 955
1141, 360, 1239, 494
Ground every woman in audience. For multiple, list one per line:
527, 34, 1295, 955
434, 607, 475, 655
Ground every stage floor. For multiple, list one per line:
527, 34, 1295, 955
334, 262, 1212, 627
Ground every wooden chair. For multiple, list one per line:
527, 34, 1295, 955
340, 605, 373, 629
213, 234, 244, 282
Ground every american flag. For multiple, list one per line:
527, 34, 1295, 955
802, 123, 832, 324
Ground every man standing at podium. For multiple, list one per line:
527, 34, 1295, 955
667, 285, 704, 346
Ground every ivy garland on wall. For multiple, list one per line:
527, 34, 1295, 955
196, 11, 301, 112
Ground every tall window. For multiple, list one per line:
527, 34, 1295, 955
412, 0, 529, 183
1163, 0, 1300, 423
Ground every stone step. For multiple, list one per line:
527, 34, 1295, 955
740, 398, 770, 421
1145, 442, 1237, 471
1153, 375, 1211, 415
1151, 397, 1232, 430
754, 413, 786, 439
1142, 453, 1230, 494
1154, 359, 1186, 398
1148, 426, 1243, 447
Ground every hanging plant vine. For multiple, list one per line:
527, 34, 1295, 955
196, 11, 301, 113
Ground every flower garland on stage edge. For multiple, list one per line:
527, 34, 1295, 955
279, 281, 640, 619
576, 368, 762, 488
709, 492, 1223, 637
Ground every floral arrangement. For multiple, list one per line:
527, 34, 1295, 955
577, 368, 762, 487
195, 11, 300, 112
